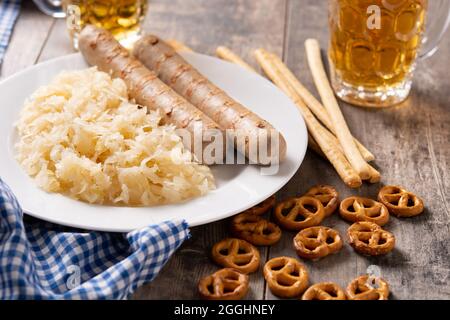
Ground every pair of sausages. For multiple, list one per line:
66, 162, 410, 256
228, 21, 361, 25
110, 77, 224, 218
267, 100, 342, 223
79, 25, 286, 165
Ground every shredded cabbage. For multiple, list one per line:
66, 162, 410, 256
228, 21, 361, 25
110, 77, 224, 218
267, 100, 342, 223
15, 68, 215, 206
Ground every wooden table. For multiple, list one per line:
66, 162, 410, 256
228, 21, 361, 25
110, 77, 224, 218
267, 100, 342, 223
2, 1, 449, 300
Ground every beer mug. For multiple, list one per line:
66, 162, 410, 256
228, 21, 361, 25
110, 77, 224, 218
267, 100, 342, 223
33, 0, 148, 49
328, 0, 450, 108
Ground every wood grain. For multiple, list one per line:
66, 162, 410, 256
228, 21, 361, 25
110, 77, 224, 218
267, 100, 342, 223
2, 0, 449, 300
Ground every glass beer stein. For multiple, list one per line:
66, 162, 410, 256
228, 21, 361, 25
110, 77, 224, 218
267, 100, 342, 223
32, 0, 148, 49
64, 0, 148, 49
328, 0, 450, 107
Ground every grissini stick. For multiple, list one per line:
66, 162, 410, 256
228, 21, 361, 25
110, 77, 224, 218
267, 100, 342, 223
166, 39, 194, 52
305, 39, 371, 180
255, 49, 362, 188
308, 135, 326, 159
313, 115, 380, 182
218, 45, 379, 184
133, 35, 287, 164
216, 46, 256, 73
78, 25, 225, 162
367, 165, 381, 183
267, 53, 381, 183
268, 53, 375, 162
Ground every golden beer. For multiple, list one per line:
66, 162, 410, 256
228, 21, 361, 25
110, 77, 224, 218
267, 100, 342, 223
63, 0, 148, 49
329, 0, 428, 107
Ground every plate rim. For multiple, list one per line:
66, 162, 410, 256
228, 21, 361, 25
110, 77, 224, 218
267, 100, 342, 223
0, 52, 307, 232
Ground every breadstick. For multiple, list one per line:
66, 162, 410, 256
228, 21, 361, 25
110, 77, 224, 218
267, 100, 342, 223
219, 46, 379, 184
308, 135, 325, 158
367, 165, 381, 183
307, 111, 380, 183
267, 53, 375, 162
314, 126, 380, 182
305, 39, 371, 180
165, 39, 194, 52
78, 26, 225, 161
216, 46, 256, 73
255, 49, 362, 188
134, 35, 287, 164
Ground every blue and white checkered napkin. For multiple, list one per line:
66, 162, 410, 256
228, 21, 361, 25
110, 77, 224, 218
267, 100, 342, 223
0, 178, 191, 299
0, 0, 21, 65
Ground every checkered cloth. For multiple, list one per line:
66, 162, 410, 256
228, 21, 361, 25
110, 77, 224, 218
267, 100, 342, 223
0, 178, 191, 299
0, 0, 21, 65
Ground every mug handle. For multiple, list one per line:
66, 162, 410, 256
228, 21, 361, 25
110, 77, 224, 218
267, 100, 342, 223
32, 0, 66, 18
420, 0, 450, 59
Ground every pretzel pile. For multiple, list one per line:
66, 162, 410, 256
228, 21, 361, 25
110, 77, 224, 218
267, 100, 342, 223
197, 182, 423, 300
198, 195, 278, 300
166, 41, 427, 301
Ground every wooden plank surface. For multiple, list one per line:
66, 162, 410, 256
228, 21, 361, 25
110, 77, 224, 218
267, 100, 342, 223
1, 0, 449, 300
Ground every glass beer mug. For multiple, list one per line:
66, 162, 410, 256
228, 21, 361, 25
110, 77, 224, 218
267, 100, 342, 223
328, 0, 450, 107
32, 0, 148, 49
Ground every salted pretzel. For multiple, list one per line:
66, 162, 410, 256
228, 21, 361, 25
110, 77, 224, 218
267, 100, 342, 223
274, 196, 325, 231
244, 195, 276, 216
211, 238, 260, 274
293, 226, 343, 260
198, 268, 249, 300
346, 275, 390, 300
263, 256, 309, 298
305, 185, 339, 217
378, 185, 424, 217
339, 197, 389, 226
347, 222, 395, 256
230, 213, 281, 246
302, 282, 347, 300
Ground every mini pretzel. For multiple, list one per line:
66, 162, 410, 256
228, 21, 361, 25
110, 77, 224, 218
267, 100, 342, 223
274, 196, 325, 231
230, 213, 281, 246
346, 275, 390, 300
198, 268, 249, 300
340, 197, 389, 226
347, 222, 395, 256
302, 282, 347, 300
263, 256, 309, 298
305, 185, 339, 216
211, 238, 260, 274
293, 226, 343, 260
244, 195, 276, 216
378, 185, 424, 217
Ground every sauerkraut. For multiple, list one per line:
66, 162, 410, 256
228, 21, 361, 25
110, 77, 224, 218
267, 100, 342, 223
15, 68, 215, 206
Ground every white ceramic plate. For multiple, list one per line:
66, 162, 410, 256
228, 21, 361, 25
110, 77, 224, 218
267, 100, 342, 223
0, 52, 307, 232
